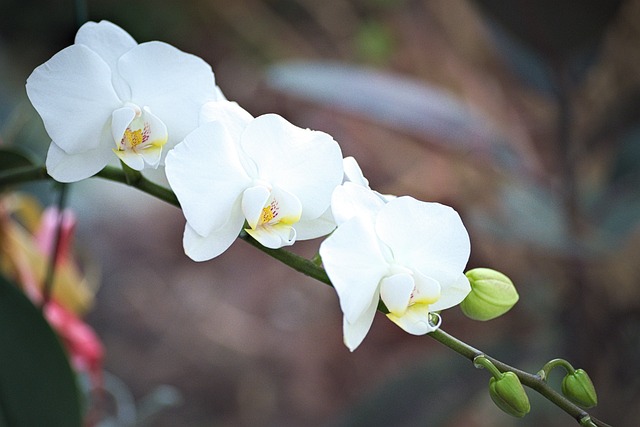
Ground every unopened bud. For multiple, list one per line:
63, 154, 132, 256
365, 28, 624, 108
489, 371, 531, 418
461, 268, 519, 321
562, 369, 598, 408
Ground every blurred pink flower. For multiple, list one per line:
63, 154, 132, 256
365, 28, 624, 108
0, 197, 103, 386
35, 206, 104, 386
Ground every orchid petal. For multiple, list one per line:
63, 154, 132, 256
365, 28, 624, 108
269, 186, 302, 225
331, 182, 386, 226
46, 138, 113, 183
343, 156, 369, 187
26, 44, 121, 154
199, 100, 253, 135
245, 223, 296, 249
429, 272, 471, 312
319, 217, 388, 323
376, 197, 470, 284
138, 106, 168, 157
387, 304, 438, 335
138, 143, 163, 168
343, 293, 378, 352
111, 106, 136, 144
75, 20, 136, 67
411, 271, 441, 305
379, 273, 414, 317
118, 41, 217, 146
240, 114, 343, 219
74, 20, 136, 99
165, 121, 251, 236
113, 148, 145, 170
293, 207, 336, 240
213, 86, 227, 101
182, 201, 245, 261
242, 185, 271, 230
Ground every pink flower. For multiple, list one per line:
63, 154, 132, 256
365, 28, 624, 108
0, 198, 104, 386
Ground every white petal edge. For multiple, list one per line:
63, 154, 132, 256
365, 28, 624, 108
387, 305, 438, 336
111, 106, 136, 144
182, 201, 245, 261
245, 223, 296, 249
165, 121, 251, 236
411, 271, 441, 304
379, 273, 414, 317
242, 185, 271, 230
46, 138, 113, 183
331, 182, 386, 226
199, 100, 253, 134
343, 293, 379, 352
343, 156, 369, 187
74, 20, 137, 100
428, 272, 471, 312
376, 197, 470, 285
75, 20, 137, 68
293, 207, 336, 240
319, 216, 389, 323
26, 44, 121, 154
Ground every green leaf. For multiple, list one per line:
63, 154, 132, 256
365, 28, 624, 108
355, 20, 394, 64
0, 274, 82, 427
0, 148, 34, 172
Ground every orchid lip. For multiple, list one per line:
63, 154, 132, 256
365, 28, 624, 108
112, 105, 168, 170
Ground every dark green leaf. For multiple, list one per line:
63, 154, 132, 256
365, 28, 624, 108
0, 148, 35, 172
0, 274, 82, 427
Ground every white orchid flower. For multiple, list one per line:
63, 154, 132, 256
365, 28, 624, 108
319, 195, 471, 351
26, 20, 220, 182
165, 114, 343, 261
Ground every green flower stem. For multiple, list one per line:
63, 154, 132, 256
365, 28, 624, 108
0, 164, 610, 427
239, 230, 331, 286
473, 355, 504, 379
539, 358, 576, 380
428, 329, 610, 427
95, 166, 180, 207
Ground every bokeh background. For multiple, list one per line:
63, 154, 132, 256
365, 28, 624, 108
1, 0, 640, 425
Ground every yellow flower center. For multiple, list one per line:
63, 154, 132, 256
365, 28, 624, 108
260, 199, 279, 225
120, 123, 150, 151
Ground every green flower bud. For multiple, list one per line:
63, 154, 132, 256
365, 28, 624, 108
489, 372, 531, 418
461, 268, 519, 321
562, 369, 598, 408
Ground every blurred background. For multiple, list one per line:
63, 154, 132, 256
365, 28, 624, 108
1, 0, 639, 425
